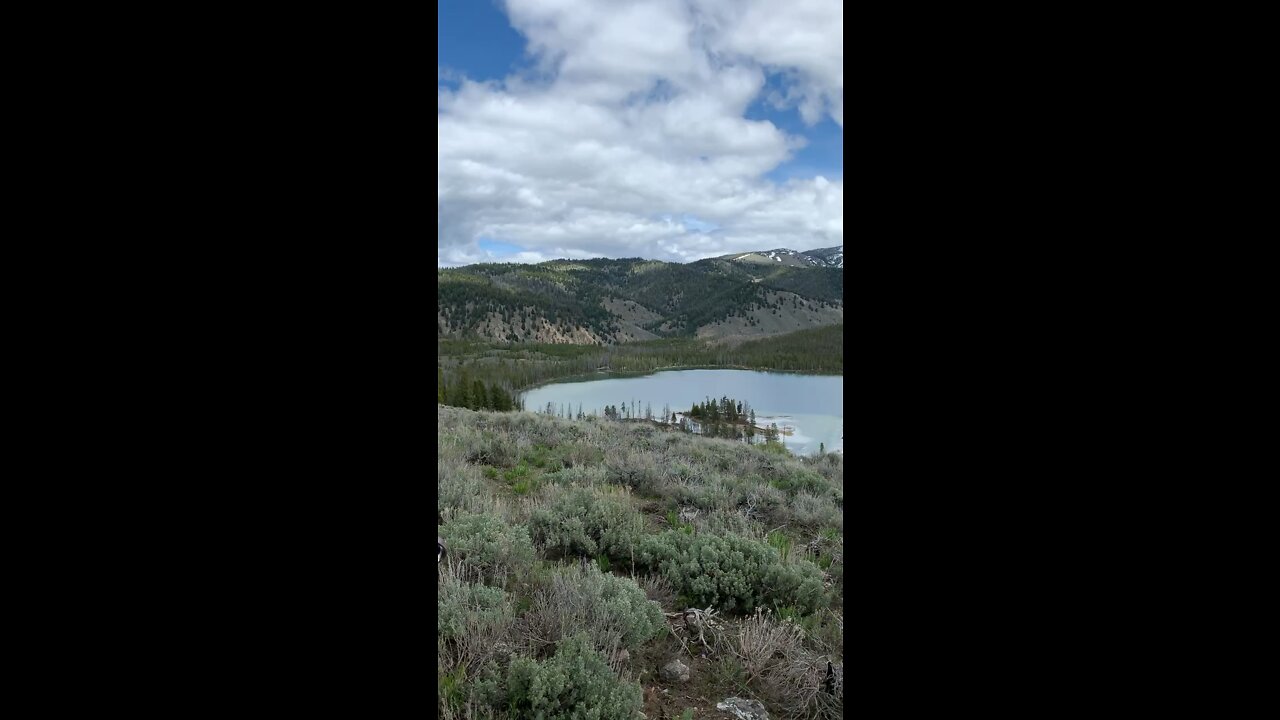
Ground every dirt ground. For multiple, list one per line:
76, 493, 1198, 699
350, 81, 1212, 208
632, 629, 757, 720
628, 502, 771, 719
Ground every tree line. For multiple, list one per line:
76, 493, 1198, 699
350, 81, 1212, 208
436, 325, 842, 414
437, 368, 522, 412
531, 393, 788, 450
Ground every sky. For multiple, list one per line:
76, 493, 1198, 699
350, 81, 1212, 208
438, 0, 843, 267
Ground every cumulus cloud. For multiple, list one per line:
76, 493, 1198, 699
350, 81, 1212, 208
438, 0, 843, 267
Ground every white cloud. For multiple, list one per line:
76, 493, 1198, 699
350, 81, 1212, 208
696, 0, 843, 127
438, 0, 843, 267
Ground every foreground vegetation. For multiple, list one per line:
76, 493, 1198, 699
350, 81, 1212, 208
437, 324, 844, 413
438, 406, 844, 719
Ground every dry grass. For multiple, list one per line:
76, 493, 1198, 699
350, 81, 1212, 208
637, 573, 677, 610
722, 607, 806, 686
716, 607, 843, 720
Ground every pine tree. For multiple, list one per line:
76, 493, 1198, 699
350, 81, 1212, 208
492, 386, 511, 412
455, 376, 471, 409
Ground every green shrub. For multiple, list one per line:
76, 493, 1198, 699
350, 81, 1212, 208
439, 461, 511, 521
603, 452, 665, 496
468, 431, 520, 467
637, 530, 825, 614
789, 491, 840, 529
764, 466, 829, 496
762, 560, 825, 614
668, 483, 716, 512
506, 632, 642, 720
545, 465, 607, 486
439, 513, 535, 581
737, 484, 788, 522
437, 580, 513, 641
439, 662, 467, 712
524, 561, 666, 653
437, 570, 522, 699
711, 656, 746, 687
805, 609, 844, 654
697, 509, 761, 538
523, 443, 565, 471
760, 440, 791, 456
529, 486, 643, 560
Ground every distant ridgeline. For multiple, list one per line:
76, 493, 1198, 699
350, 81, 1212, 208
436, 324, 843, 414
437, 256, 842, 345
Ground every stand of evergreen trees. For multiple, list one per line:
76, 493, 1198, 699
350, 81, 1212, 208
437, 368, 520, 412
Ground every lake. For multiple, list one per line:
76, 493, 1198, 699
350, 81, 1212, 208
520, 369, 843, 456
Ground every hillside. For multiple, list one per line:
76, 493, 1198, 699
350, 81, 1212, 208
719, 245, 844, 269
437, 405, 844, 720
800, 246, 844, 269
438, 256, 843, 344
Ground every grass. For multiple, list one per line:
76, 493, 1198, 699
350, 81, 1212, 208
665, 510, 696, 535
766, 530, 792, 560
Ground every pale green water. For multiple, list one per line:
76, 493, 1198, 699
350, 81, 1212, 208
521, 369, 843, 456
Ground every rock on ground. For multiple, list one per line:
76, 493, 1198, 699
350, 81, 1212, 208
660, 658, 690, 683
716, 697, 769, 720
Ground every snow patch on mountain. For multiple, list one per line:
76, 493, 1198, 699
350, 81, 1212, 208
724, 246, 842, 269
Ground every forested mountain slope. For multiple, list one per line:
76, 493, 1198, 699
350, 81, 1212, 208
438, 256, 843, 344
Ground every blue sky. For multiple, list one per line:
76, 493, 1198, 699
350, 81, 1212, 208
438, 1, 525, 84
438, 0, 843, 266
745, 71, 844, 184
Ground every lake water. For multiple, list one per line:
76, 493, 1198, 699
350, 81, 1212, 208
520, 369, 843, 456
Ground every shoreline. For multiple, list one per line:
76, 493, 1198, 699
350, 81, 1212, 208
519, 364, 843, 394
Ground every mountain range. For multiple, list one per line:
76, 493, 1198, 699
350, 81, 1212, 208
438, 247, 843, 345
718, 245, 844, 269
